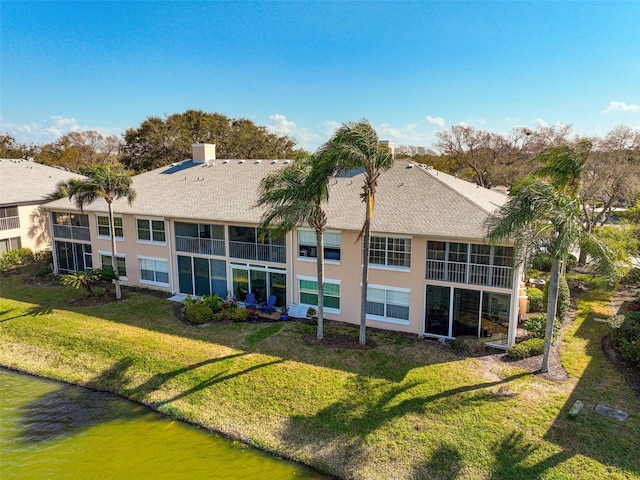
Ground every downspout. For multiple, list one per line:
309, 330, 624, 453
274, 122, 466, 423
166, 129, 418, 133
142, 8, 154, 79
166, 219, 175, 294
48, 210, 59, 273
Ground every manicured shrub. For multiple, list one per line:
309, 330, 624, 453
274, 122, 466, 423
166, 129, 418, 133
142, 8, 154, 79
0, 247, 34, 272
523, 314, 561, 341
506, 338, 545, 359
527, 287, 544, 312
608, 311, 640, 366
184, 303, 213, 324
212, 307, 249, 323
621, 268, 640, 286
452, 335, 486, 354
543, 275, 570, 322
60, 269, 100, 294
202, 294, 224, 313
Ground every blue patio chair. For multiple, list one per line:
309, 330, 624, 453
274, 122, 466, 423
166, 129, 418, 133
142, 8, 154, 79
244, 292, 257, 310
260, 295, 277, 314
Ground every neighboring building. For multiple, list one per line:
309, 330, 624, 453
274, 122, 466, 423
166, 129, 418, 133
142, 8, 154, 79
0, 158, 82, 254
44, 144, 526, 348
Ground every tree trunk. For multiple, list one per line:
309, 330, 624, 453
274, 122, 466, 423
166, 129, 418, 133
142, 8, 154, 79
108, 201, 121, 299
315, 228, 325, 340
359, 201, 372, 345
541, 260, 560, 373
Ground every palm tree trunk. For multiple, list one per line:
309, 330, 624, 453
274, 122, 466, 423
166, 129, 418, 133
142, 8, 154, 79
108, 201, 121, 299
316, 228, 325, 340
541, 260, 560, 373
359, 203, 372, 345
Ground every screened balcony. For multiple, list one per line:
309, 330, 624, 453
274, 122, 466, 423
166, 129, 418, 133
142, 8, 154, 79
174, 221, 226, 256
228, 225, 286, 264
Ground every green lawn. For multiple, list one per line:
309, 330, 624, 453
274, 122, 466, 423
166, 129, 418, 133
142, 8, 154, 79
1, 274, 638, 480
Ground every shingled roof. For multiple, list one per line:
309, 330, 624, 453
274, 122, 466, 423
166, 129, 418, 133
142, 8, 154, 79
0, 158, 83, 206
45, 159, 507, 241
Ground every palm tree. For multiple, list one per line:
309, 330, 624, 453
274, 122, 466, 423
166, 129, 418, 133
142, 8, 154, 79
487, 141, 616, 372
318, 120, 394, 345
256, 155, 333, 340
57, 165, 136, 299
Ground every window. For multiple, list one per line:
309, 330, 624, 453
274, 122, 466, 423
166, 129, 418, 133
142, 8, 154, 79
52, 212, 90, 240
448, 242, 468, 263
137, 219, 165, 243
298, 230, 341, 261
0, 206, 20, 230
97, 215, 123, 238
101, 254, 127, 278
370, 236, 411, 268
299, 278, 340, 310
55, 241, 92, 272
366, 286, 410, 323
0, 236, 21, 254
139, 257, 169, 285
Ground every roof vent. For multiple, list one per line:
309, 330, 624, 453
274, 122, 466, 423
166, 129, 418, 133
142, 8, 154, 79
271, 160, 278, 164
283, 160, 290, 164
254, 160, 261, 164
407, 163, 414, 169
239, 160, 245, 164
222, 160, 229, 164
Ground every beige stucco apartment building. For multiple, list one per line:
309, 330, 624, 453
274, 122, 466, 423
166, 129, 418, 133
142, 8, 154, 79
44, 144, 526, 348
0, 158, 82, 255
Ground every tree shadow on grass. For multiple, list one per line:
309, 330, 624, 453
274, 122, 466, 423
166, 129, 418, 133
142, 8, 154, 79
411, 443, 462, 480
280, 371, 530, 477
1, 305, 53, 322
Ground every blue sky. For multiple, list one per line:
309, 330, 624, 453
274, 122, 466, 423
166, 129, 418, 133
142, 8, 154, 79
2, 1, 639, 152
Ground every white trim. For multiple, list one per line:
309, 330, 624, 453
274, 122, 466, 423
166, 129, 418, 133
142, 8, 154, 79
137, 256, 170, 286
369, 264, 411, 273
372, 232, 413, 239
137, 254, 166, 262
297, 256, 340, 265
297, 274, 341, 284
366, 283, 410, 293
366, 314, 410, 326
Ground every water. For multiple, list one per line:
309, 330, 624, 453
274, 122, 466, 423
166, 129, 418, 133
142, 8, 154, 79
0, 368, 327, 479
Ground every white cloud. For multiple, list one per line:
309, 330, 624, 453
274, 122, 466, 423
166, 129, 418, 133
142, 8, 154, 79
456, 121, 471, 128
0, 116, 122, 145
533, 118, 549, 128
425, 115, 445, 127
266, 113, 297, 135
377, 123, 422, 143
601, 101, 640, 114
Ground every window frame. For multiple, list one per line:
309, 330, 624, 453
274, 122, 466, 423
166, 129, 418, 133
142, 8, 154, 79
366, 284, 411, 325
99, 251, 128, 280
297, 229, 341, 263
136, 217, 166, 244
138, 256, 169, 286
369, 235, 412, 270
297, 275, 341, 313
97, 214, 124, 240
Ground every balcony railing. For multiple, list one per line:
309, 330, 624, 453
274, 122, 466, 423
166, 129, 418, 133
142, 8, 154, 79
53, 224, 91, 241
229, 241, 286, 264
175, 236, 225, 256
426, 259, 512, 289
0, 216, 20, 231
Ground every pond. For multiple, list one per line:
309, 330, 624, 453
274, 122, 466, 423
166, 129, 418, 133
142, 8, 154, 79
0, 368, 328, 479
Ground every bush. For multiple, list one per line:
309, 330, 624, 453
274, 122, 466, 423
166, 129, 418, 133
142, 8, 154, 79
531, 252, 577, 273
621, 267, 640, 286
527, 288, 544, 312
202, 294, 224, 313
0, 247, 34, 272
184, 303, 213, 324
523, 314, 561, 341
507, 338, 545, 359
608, 311, 640, 366
452, 335, 486, 354
212, 307, 249, 323
543, 275, 570, 322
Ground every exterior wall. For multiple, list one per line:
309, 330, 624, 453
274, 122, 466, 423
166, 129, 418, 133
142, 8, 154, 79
46, 205, 521, 348
0, 204, 50, 252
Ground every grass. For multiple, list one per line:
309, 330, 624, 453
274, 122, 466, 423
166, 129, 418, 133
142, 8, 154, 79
1, 273, 639, 480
